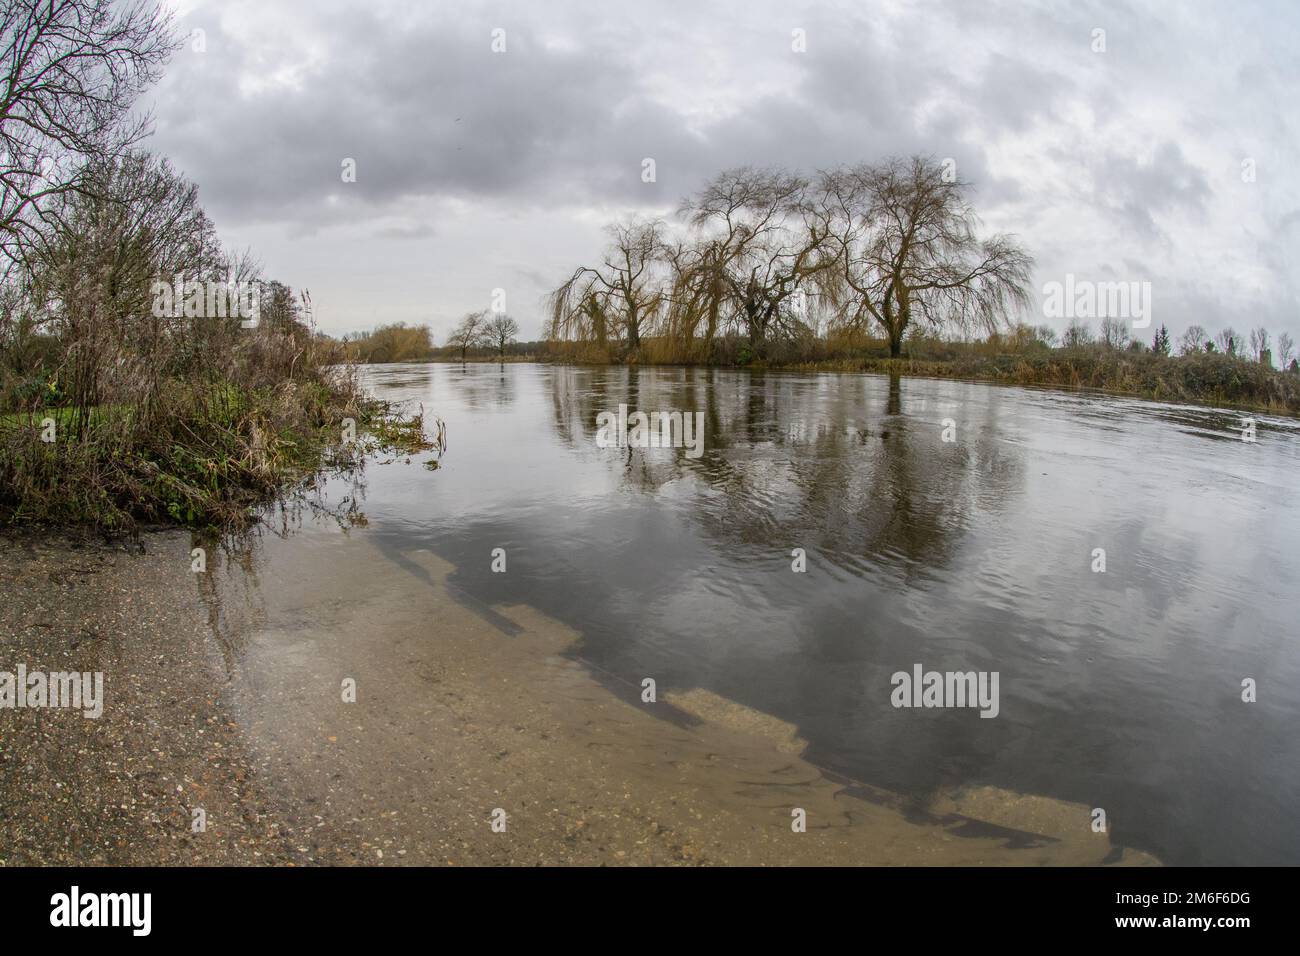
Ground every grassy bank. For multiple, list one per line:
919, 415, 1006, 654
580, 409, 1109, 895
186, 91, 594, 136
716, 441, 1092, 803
0, 377, 442, 531
782, 349, 1300, 415
1, 302, 441, 532
4, 380, 340, 530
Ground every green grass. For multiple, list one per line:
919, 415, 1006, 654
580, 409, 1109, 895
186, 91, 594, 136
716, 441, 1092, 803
0, 404, 130, 432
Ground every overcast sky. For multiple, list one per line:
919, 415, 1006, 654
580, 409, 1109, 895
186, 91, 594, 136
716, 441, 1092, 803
146, 0, 1299, 345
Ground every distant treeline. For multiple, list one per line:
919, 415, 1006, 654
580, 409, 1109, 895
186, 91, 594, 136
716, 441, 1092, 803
336, 317, 1300, 413
337, 321, 541, 363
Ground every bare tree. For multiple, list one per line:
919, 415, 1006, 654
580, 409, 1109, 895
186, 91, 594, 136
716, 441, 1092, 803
1, 0, 177, 258
545, 157, 1036, 364
448, 309, 489, 362
1062, 319, 1093, 348
1276, 332, 1295, 369
548, 217, 666, 353
1249, 326, 1271, 364
486, 313, 518, 358
1178, 324, 1207, 355
679, 167, 832, 359
1216, 327, 1239, 356
1100, 317, 1129, 350
26, 150, 222, 422
818, 156, 1033, 357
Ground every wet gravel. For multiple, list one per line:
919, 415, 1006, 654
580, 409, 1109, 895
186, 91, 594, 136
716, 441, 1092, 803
0, 531, 301, 865
0, 529, 1157, 867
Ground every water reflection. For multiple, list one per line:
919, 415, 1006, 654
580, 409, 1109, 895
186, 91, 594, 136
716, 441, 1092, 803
202, 362, 1300, 865
192, 470, 373, 676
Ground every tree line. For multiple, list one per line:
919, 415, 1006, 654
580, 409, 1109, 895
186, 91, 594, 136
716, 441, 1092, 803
1027, 318, 1293, 368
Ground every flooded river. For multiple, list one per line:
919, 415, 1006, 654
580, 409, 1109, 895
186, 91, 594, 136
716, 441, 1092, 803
197, 362, 1300, 865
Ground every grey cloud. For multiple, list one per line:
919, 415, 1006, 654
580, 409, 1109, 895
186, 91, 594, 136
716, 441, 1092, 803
1094, 141, 1211, 242
142, 0, 1300, 341
373, 223, 436, 240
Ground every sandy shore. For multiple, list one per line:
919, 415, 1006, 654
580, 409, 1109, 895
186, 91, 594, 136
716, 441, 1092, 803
0, 529, 1157, 866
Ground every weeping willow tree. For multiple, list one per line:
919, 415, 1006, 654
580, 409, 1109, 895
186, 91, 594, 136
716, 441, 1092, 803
548, 168, 837, 363
816, 156, 1034, 357
546, 218, 666, 357
546, 283, 611, 351
675, 167, 834, 360
659, 237, 726, 361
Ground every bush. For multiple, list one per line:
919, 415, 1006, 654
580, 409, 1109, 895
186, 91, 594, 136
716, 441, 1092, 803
0, 329, 371, 530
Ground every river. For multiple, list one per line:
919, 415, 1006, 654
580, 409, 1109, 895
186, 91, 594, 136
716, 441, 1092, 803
199, 362, 1300, 865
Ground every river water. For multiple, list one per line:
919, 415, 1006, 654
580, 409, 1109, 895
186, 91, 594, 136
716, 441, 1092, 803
223, 362, 1300, 865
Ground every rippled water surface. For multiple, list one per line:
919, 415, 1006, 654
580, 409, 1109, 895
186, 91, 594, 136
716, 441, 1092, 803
261, 362, 1300, 865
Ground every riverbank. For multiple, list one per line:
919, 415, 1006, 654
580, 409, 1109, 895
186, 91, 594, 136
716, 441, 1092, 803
783, 351, 1300, 417
0, 528, 1158, 866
